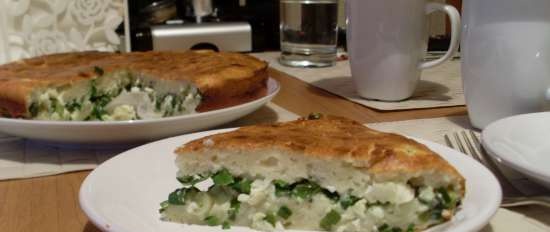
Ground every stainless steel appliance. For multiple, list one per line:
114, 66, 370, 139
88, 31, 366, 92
150, 22, 251, 51
130, 0, 279, 52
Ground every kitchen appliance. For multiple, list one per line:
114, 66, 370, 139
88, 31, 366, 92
150, 22, 252, 52
130, 0, 279, 52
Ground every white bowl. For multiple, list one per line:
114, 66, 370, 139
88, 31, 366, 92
482, 112, 550, 189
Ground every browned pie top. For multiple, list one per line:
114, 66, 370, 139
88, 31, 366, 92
178, 115, 465, 190
0, 50, 267, 86
0, 50, 268, 116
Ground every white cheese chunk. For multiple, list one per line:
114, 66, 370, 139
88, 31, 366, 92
248, 179, 273, 206
105, 90, 160, 120
364, 182, 415, 204
110, 105, 137, 121
418, 186, 436, 203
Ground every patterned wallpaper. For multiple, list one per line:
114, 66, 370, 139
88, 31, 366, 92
0, 0, 127, 64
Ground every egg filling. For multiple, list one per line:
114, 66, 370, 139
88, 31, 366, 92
28, 67, 201, 121
160, 169, 461, 232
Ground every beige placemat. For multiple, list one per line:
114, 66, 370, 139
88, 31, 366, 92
0, 103, 299, 181
253, 52, 464, 111
367, 116, 550, 232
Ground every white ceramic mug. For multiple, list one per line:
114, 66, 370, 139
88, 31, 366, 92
461, 0, 550, 129
346, 0, 460, 101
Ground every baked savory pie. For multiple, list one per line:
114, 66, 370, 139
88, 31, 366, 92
0, 50, 267, 121
160, 114, 465, 232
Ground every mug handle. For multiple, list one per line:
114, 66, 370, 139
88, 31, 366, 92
418, 3, 461, 70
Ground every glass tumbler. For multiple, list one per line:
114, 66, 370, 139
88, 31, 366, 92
279, 0, 339, 68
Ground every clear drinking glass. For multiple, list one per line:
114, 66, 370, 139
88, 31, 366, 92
279, 0, 339, 68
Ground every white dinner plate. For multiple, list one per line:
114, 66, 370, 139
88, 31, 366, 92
0, 78, 279, 144
80, 129, 502, 232
482, 112, 550, 189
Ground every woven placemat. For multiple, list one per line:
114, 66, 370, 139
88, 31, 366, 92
253, 52, 464, 111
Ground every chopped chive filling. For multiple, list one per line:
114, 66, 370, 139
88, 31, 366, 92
407, 224, 415, 232
167, 187, 199, 205
228, 199, 240, 221
320, 210, 341, 230
263, 212, 277, 227
167, 189, 185, 205
86, 79, 112, 121
177, 173, 211, 186
231, 178, 253, 194
292, 180, 322, 200
212, 169, 235, 186
222, 221, 231, 229
65, 100, 81, 112
273, 179, 339, 201
436, 187, 459, 209
161, 169, 460, 231
204, 215, 220, 226
419, 187, 461, 222
277, 206, 292, 219
158, 200, 169, 213
49, 98, 64, 115
273, 179, 291, 196
340, 195, 360, 209
28, 71, 202, 121
29, 103, 39, 117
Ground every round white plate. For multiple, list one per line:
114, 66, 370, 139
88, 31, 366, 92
0, 78, 279, 144
482, 112, 550, 189
80, 129, 502, 232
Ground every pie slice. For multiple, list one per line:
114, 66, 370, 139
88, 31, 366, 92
160, 115, 465, 232
0, 50, 267, 120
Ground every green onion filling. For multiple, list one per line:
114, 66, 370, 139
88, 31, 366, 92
263, 212, 277, 227
28, 71, 201, 121
161, 169, 460, 231
320, 210, 341, 230
277, 205, 292, 219
204, 215, 220, 226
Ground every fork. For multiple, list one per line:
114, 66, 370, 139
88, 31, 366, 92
445, 130, 550, 208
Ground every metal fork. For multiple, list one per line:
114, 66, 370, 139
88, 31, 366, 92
445, 130, 550, 208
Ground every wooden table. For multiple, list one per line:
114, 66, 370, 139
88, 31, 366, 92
0, 68, 468, 232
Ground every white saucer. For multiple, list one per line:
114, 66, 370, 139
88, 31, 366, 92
482, 112, 550, 189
